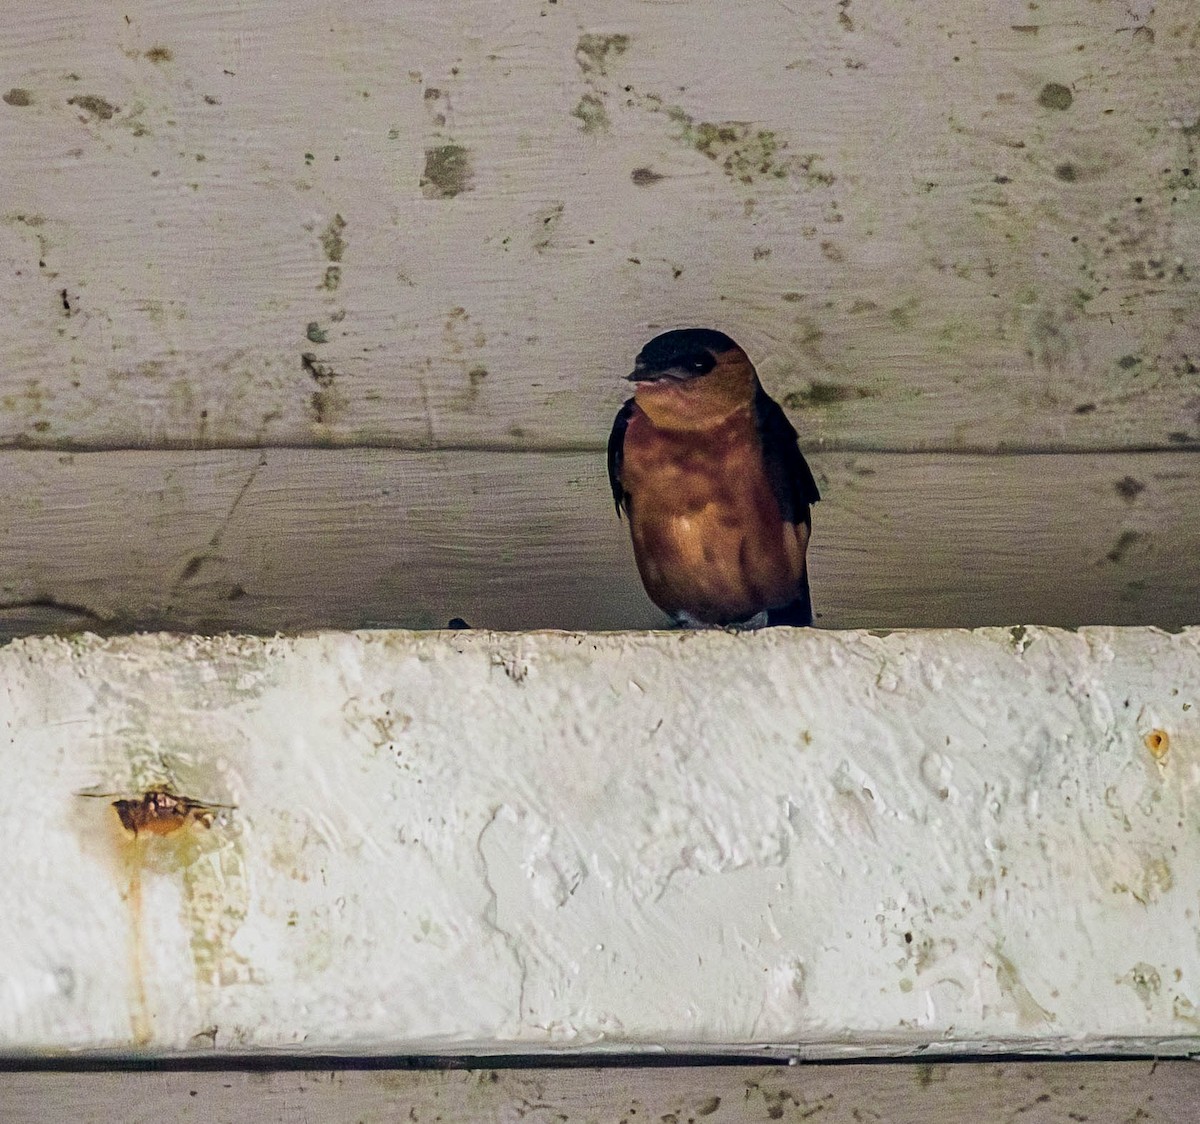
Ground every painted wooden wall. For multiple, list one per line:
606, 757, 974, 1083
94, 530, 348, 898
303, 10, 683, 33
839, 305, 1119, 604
1, 0, 1197, 633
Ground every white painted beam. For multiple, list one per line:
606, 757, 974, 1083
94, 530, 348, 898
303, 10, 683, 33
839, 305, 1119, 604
1, 626, 1197, 1057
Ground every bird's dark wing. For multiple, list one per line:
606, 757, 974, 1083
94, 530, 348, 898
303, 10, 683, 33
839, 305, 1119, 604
754, 384, 821, 527
607, 397, 636, 517
755, 385, 820, 626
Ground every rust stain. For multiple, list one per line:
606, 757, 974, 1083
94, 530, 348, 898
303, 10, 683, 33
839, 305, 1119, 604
1144, 729, 1169, 760
125, 849, 151, 1045
80, 784, 242, 1042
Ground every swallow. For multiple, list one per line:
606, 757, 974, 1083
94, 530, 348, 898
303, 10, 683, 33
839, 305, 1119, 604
608, 328, 820, 628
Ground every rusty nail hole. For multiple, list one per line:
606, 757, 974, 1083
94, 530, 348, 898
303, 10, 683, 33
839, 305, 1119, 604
82, 787, 234, 837
1144, 729, 1169, 759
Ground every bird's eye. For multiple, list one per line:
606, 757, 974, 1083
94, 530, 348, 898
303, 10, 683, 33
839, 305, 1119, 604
690, 357, 708, 370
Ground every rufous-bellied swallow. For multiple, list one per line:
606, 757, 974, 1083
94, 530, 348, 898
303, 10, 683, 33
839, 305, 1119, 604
608, 328, 820, 628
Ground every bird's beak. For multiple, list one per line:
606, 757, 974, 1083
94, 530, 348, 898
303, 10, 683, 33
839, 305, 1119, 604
628, 365, 672, 383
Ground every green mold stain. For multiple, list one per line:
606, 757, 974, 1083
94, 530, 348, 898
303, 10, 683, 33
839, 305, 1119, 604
575, 33, 630, 75
421, 144, 473, 198
572, 93, 609, 133
174, 821, 253, 989
666, 105, 820, 185
888, 297, 920, 329
1164, 167, 1196, 198
783, 381, 876, 408
631, 166, 664, 186
306, 322, 328, 343
620, 87, 828, 188
1037, 82, 1073, 110
320, 214, 347, 262
67, 94, 118, 120
322, 265, 341, 291
3, 88, 32, 107
934, 318, 981, 353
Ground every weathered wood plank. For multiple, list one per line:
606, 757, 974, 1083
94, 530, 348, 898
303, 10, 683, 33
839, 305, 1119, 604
1, 0, 1197, 452
0, 449, 1195, 636
2, 1062, 1198, 1124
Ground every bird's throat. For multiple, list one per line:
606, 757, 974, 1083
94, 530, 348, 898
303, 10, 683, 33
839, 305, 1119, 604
632, 363, 758, 431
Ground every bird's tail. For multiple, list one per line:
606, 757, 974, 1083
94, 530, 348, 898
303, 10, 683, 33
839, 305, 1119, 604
766, 578, 814, 627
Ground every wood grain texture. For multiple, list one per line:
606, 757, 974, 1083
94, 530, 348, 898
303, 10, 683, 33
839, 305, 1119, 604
0, 448, 1194, 636
0, 0, 1197, 453
1, 1062, 1197, 1123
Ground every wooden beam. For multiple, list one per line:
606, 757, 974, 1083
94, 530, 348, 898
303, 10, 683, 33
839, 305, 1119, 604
1, 0, 1197, 452
0, 449, 1195, 636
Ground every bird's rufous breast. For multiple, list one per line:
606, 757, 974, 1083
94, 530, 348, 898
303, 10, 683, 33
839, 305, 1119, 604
620, 402, 808, 623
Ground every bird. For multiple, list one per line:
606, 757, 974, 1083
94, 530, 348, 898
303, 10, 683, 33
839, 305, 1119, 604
607, 328, 820, 628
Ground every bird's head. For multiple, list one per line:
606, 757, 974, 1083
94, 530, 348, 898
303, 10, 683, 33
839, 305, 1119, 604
627, 328, 758, 427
